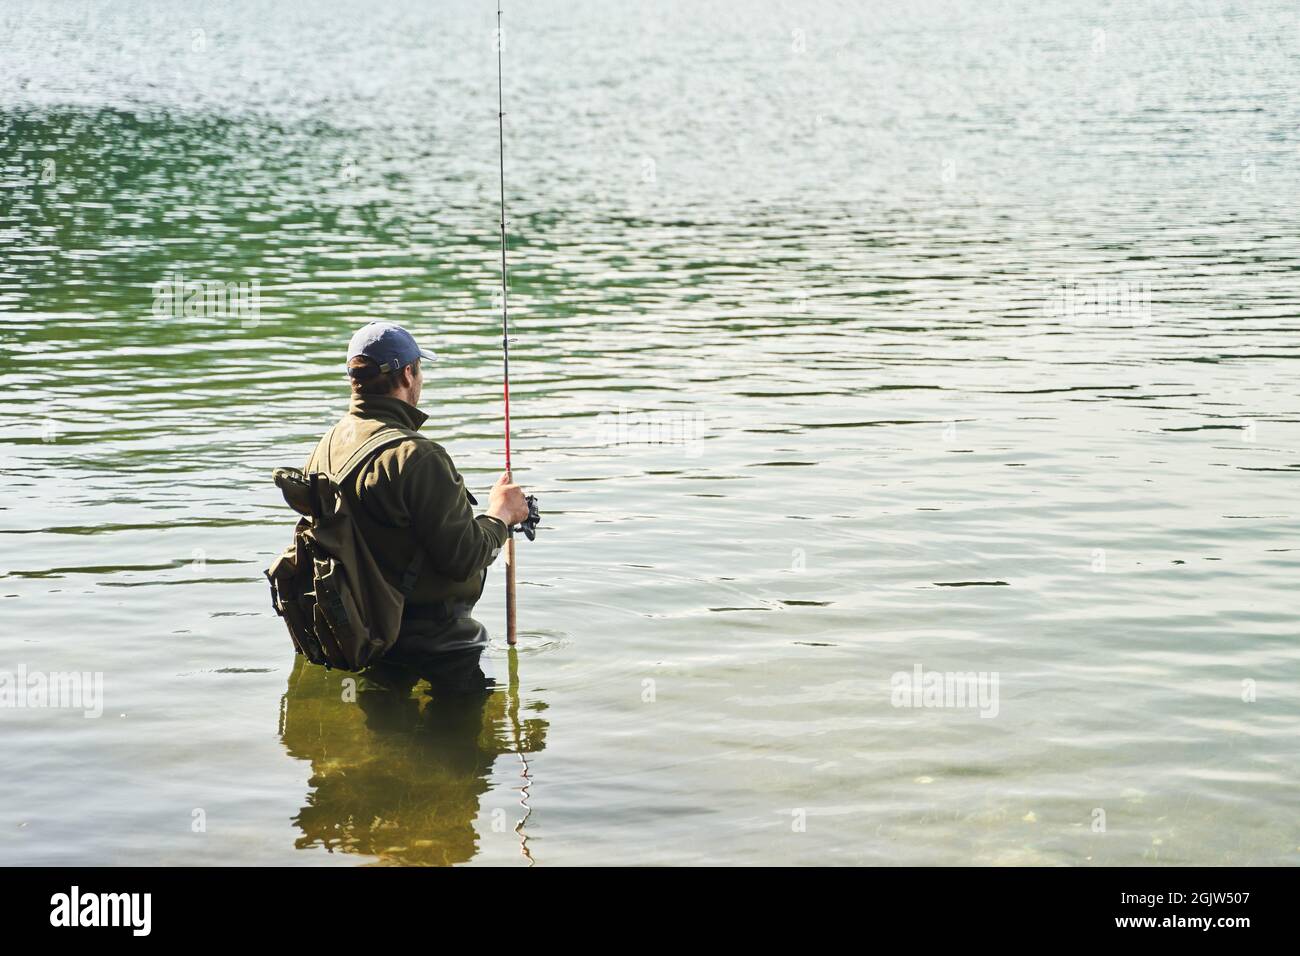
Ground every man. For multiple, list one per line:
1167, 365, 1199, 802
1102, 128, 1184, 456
305, 320, 531, 696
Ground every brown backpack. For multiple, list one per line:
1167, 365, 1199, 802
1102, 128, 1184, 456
264, 426, 422, 671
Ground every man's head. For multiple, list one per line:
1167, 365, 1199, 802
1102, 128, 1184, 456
346, 321, 437, 407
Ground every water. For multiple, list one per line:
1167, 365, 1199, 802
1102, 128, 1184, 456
2, 0, 1298, 866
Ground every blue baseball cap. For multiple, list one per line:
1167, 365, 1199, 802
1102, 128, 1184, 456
346, 321, 437, 375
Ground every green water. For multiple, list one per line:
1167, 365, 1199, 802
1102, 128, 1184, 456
1, 0, 1298, 865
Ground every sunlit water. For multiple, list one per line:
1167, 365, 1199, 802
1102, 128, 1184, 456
2, 0, 1298, 865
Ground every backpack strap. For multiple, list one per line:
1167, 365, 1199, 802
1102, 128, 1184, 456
327, 426, 420, 485
308, 427, 334, 475
324, 425, 426, 597
398, 549, 424, 597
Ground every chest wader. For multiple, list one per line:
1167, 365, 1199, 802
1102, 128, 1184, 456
265, 425, 423, 671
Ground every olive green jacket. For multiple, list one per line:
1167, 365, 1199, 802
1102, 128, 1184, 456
305, 395, 509, 606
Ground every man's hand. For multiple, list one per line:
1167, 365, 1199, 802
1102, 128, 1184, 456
486, 471, 530, 527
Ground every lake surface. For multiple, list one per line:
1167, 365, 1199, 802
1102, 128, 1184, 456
2, 0, 1298, 865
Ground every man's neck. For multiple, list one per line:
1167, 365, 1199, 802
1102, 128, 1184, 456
348, 393, 428, 431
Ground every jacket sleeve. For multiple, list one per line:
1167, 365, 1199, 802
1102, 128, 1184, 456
402, 445, 509, 581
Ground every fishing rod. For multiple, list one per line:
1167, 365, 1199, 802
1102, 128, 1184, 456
495, 0, 539, 646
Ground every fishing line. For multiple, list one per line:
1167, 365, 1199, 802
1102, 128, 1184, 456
497, 2, 536, 866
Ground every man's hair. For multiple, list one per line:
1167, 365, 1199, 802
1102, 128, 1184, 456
347, 356, 416, 396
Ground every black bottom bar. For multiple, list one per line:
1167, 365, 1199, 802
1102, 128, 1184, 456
4, 865, 1291, 940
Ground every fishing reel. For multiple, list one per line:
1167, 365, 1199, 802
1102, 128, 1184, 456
512, 494, 541, 542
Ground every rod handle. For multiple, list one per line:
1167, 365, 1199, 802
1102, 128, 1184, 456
505, 534, 517, 645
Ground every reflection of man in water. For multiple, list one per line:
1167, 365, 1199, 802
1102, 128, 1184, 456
278, 654, 547, 866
